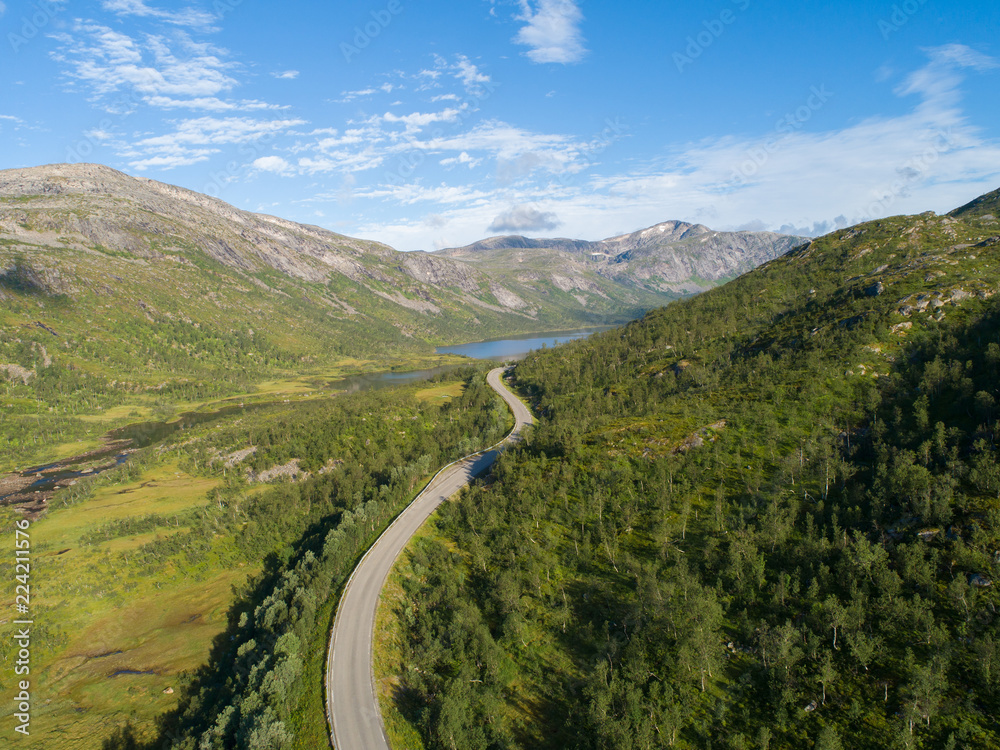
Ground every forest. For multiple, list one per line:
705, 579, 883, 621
386, 207, 1000, 748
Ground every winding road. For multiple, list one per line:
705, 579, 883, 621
326, 366, 533, 750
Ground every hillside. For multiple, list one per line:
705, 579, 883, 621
0, 163, 659, 351
385, 193, 1000, 748
0, 164, 803, 470
950, 186, 1000, 220
435, 220, 806, 294
0, 163, 656, 469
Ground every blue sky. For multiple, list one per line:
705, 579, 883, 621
1, 0, 999, 251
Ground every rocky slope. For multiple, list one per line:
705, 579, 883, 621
0, 162, 805, 403
0, 164, 665, 350
436, 220, 806, 294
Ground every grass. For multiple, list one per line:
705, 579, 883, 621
0, 460, 252, 750
42, 463, 220, 542
76, 404, 153, 423
414, 381, 465, 403
22, 568, 247, 750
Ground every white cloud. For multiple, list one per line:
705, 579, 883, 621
337, 83, 399, 103
514, 0, 587, 64
297, 152, 386, 174
130, 150, 216, 170
337, 87, 377, 102
453, 55, 491, 91
488, 205, 561, 233
125, 116, 305, 171
0, 114, 24, 133
0, 2, 6, 16
137, 116, 306, 147
315, 130, 368, 149
253, 156, 291, 173
53, 23, 237, 101
420, 120, 584, 176
381, 108, 463, 132
144, 96, 288, 111
273, 70, 299, 79
100, 0, 216, 28
350, 183, 491, 206
897, 43, 998, 111
52, 22, 295, 115
440, 151, 481, 169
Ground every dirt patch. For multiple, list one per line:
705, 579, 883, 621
0, 438, 134, 519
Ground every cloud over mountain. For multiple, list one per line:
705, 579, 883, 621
488, 205, 562, 233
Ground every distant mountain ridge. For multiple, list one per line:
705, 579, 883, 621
436, 220, 807, 294
0, 163, 666, 341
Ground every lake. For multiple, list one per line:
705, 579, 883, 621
2, 329, 611, 505
436, 328, 609, 360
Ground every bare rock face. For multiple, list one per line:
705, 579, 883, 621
0, 163, 394, 284
0, 163, 671, 334
435, 220, 806, 295
399, 251, 482, 294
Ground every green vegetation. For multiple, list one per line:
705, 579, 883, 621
0, 234, 644, 472
6, 169, 999, 749
386, 205, 1000, 748
0, 367, 509, 749
0, 241, 469, 472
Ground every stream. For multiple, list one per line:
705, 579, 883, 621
1, 328, 608, 513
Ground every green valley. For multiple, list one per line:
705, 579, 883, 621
4, 162, 998, 750
0, 366, 510, 749
0, 164, 790, 473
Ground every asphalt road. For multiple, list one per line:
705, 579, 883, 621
327, 366, 533, 750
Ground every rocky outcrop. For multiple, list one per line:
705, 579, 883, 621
435, 220, 805, 295
0, 164, 591, 321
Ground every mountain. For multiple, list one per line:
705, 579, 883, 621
0, 163, 657, 345
435, 220, 807, 294
0, 162, 799, 471
949, 185, 1000, 220
0, 164, 665, 388
380, 188, 1000, 748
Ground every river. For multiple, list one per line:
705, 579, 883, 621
1, 328, 610, 509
